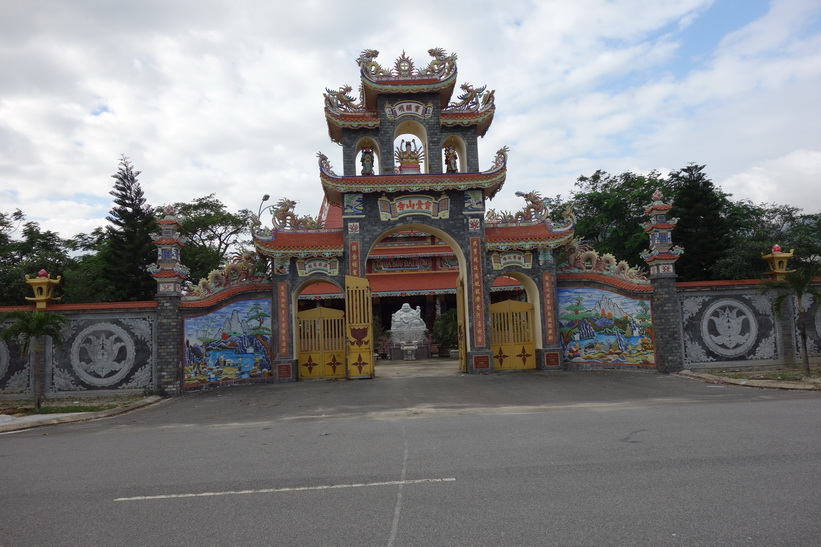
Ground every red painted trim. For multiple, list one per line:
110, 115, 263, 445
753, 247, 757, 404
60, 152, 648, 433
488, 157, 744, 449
181, 284, 272, 309
676, 279, 765, 288
557, 273, 653, 293
0, 301, 157, 313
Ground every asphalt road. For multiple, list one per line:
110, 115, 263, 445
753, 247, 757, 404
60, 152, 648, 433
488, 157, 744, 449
1, 364, 820, 546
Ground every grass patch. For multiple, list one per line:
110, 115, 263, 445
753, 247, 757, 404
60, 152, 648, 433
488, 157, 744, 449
716, 365, 820, 381
0, 394, 144, 417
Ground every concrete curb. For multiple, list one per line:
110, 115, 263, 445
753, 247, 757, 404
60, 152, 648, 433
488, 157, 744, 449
678, 370, 821, 391
0, 395, 165, 434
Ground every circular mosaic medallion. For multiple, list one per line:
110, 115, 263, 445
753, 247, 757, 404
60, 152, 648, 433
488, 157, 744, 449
70, 323, 135, 386
700, 299, 758, 358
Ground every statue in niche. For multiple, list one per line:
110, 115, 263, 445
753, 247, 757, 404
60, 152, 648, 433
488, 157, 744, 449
444, 145, 458, 173
395, 139, 424, 174
360, 147, 374, 175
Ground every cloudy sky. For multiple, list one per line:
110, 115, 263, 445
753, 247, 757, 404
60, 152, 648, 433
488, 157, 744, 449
1, 0, 820, 239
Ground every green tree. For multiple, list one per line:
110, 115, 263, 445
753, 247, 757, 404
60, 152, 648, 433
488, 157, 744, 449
163, 194, 253, 283
566, 170, 672, 267
0, 311, 69, 410
668, 164, 736, 281
0, 211, 71, 306
100, 156, 157, 301
61, 228, 115, 303
713, 202, 821, 280
763, 266, 821, 376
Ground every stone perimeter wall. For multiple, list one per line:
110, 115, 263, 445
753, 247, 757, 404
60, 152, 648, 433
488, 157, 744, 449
0, 303, 157, 400
2, 279, 819, 399
678, 281, 821, 370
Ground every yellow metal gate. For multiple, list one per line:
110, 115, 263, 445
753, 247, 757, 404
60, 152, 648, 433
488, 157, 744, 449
297, 306, 346, 379
345, 275, 374, 379
490, 299, 536, 370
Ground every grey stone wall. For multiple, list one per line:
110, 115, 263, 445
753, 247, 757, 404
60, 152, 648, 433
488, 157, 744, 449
0, 307, 157, 399
678, 283, 821, 369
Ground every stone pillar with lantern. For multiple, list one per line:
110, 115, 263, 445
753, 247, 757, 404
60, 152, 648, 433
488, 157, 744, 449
641, 190, 685, 373
148, 206, 189, 395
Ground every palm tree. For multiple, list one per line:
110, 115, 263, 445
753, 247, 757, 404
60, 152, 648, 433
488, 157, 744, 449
0, 311, 69, 410
763, 266, 821, 376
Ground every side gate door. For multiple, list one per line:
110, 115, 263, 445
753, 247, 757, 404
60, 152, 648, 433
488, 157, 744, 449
490, 299, 536, 370
345, 275, 374, 379
297, 306, 346, 379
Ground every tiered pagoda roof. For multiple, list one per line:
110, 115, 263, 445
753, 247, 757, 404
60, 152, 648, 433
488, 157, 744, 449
324, 49, 495, 144
317, 147, 508, 207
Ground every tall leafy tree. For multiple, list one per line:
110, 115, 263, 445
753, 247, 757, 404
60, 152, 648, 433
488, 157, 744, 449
554, 163, 820, 281
560, 169, 672, 267
668, 164, 735, 281
163, 194, 253, 283
101, 156, 157, 301
713, 202, 821, 280
0, 311, 69, 410
61, 228, 115, 303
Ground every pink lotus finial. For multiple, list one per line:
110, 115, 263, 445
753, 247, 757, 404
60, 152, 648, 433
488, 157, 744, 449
38, 269, 48, 277
771, 244, 781, 253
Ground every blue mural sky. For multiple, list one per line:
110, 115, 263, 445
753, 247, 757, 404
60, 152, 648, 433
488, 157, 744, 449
184, 298, 271, 346
558, 288, 649, 318
2, 1, 819, 239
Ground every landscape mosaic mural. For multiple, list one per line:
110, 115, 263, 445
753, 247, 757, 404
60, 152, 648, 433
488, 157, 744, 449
557, 287, 654, 366
183, 298, 273, 388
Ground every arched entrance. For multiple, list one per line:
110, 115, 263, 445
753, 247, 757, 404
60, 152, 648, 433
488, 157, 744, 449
366, 223, 471, 372
294, 278, 346, 379
489, 273, 541, 370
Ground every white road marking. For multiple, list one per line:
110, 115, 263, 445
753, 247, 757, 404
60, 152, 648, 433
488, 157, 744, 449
387, 422, 409, 547
114, 477, 456, 502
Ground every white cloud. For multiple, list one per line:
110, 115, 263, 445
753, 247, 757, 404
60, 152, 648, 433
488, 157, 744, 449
0, 0, 819, 241
722, 149, 821, 210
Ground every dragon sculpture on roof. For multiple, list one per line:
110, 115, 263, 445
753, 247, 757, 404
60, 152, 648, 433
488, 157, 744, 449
324, 84, 363, 112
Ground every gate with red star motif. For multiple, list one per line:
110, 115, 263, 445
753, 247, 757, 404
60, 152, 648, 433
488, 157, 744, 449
297, 306, 346, 379
490, 299, 536, 370
345, 275, 375, 379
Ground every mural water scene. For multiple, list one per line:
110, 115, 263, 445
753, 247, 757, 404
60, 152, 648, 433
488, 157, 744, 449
558, 288, 654, 366
183, 298, 273, 388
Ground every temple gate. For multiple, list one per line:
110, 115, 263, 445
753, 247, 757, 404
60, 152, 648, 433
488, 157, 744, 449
246, 48, 580, 379
297, 306, 345, 379
240, 48, 653, 381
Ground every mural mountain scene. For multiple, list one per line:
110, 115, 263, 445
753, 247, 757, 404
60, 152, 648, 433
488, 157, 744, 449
183, 298, 273, 387
558, 288, 653, 366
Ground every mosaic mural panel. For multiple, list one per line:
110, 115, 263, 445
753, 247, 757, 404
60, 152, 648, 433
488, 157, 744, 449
183, 298, 273, 389
558, 288, 654, 366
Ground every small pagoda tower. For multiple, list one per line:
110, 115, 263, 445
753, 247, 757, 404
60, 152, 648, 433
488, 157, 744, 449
641, 190, 684, 373
641, 190, 684, 277
148, 206, 189, 296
